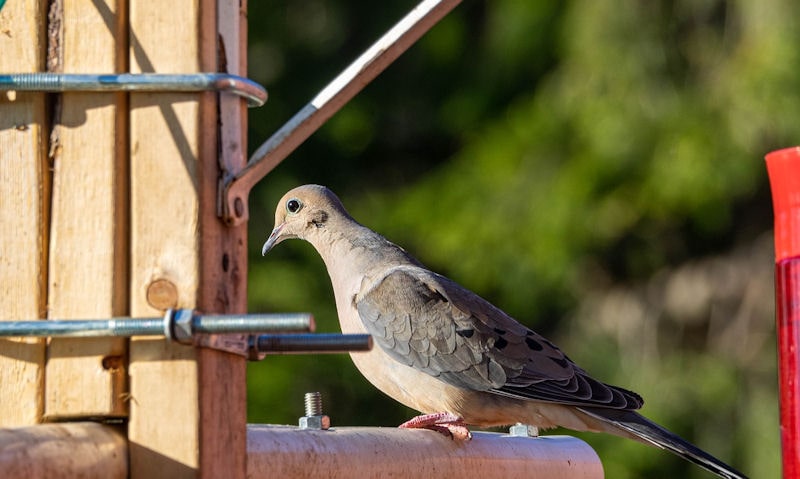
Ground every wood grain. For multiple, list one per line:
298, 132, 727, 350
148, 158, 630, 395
128, 1, 247, 477
128, 0, 202, 465
0, 0, 49, 428
44, 0, 129, 420
197, 3, 248, 477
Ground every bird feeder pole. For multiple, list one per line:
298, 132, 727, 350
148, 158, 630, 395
767, 146, 800, 478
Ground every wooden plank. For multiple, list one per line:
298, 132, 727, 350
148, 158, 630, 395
0, 422, 128, 479
0, 0, 49, 428
128, 0, 201, 467
128, 1, 247, 477
196, 1, 248, 477
44, 0, 128, 420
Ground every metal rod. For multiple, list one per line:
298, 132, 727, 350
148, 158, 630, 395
0, 311, 313, 339
0, 73, 267, 107
0, 318, 164, 338
253, 333, 373, 355
222, 0, 462, 225
191, 313, 315, 335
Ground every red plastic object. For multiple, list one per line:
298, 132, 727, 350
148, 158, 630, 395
767, 146, 800, 478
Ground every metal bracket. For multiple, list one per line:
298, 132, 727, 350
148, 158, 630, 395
221, 0, 462, 225
0, 73, 267, 107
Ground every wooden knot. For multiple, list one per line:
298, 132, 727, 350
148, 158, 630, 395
146, 278, 178, 310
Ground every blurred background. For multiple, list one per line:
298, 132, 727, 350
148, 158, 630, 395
244, 1, 798, 477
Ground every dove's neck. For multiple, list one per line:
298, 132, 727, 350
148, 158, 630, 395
310, 217, 418, 334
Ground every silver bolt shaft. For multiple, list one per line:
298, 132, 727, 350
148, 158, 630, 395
304, 392, 323, 417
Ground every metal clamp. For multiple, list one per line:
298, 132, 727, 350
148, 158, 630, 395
0, 73, 267, 107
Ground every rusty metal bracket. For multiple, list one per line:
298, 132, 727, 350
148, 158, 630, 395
221, 0, 462, 225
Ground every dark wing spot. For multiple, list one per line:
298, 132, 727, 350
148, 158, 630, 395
494, 337, 508, 350
550, 356, 569, 368
493, 327, 506, 335
525, 337, 544, 351
456, 329, 474, 338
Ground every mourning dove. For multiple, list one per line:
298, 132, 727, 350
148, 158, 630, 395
262, 184, 747, 479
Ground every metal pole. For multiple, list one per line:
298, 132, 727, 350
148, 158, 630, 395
251, 333, 373, 357
223, 0, 462, 225
0, 311, 313, 338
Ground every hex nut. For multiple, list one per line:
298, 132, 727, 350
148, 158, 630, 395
171, 308, 195, 343
509, 423, 539, 437
299, 415, 331, 430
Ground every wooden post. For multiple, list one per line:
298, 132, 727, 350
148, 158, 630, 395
128, 1, 248, 478
45, 0, 129, 420
0, 0, 49, 428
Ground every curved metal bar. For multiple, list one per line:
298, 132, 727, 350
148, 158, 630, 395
0, 73, 268, 107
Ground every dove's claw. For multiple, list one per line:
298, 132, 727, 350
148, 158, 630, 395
399, 412, 472, 441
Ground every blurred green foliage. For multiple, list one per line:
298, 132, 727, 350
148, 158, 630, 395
245, 1, 798, 476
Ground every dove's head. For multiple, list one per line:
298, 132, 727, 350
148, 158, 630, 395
262, 184, 351, 255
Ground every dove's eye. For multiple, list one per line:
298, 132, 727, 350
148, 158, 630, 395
286, 198, 303, 214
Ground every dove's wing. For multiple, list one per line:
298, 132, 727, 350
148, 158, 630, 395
356, 265, 643, 410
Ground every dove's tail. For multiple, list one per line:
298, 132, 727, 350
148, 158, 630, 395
578, 406, 748, 479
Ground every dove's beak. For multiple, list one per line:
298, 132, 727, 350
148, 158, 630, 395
262, 223, 285, 256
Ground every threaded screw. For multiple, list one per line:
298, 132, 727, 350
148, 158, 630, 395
304, 392, 323, 416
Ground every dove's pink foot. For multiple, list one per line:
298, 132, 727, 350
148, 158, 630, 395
399, 412, 472, 440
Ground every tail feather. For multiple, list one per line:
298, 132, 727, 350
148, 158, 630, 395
578, 406, 748, 479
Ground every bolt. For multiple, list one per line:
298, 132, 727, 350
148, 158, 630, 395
299, 392, 330, 430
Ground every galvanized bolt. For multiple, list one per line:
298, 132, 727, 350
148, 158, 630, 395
509, 422, 539, 437
299, 392, 330, 430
